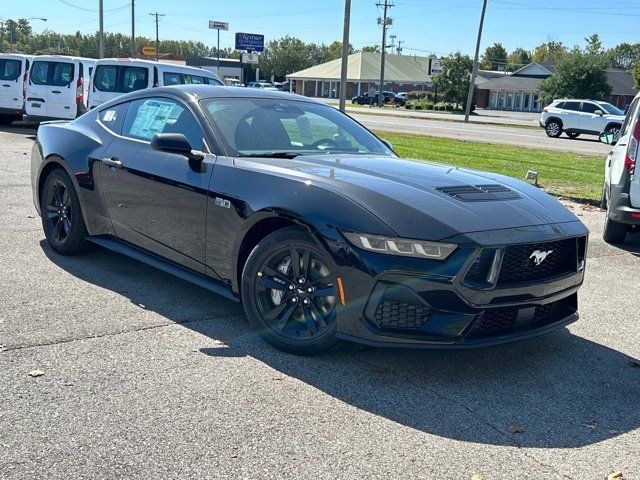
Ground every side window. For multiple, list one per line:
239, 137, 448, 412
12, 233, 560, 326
121, 67, 148, 93
555, 102, 565, 109
205, 77, 223, 86
122, 97, 204, 150
186, 75, 205, 85
94, 65, 117, 92
98, 102, 129, 135
52, 63, 74, 86
163, 72, 182, 86
621, 98, 640, 138
580, 102, 599, 114
562, 101, 580, 111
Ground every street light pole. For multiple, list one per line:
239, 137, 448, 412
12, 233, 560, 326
131, 0, 136, 56
464, 0, 488, 123
99, 0, 104, 58
338, 0, 351, 113
376, 1, 394, 108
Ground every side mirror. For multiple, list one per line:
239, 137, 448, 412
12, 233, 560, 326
594, 110, 604, 116
599, 131, 617, 146
151, 133, 204, 160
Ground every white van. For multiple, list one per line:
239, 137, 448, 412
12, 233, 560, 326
88, 58, 223, 109
24, 55, 95, 125
0, 53, 33, 124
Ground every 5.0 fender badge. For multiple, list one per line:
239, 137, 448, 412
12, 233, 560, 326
215, 197, 231, 209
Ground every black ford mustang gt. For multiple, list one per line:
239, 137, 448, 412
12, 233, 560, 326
31, 85, 589, 354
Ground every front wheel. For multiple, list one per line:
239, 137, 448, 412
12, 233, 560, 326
40, 168, 89, 255
545, 120, 562, 138
605, 125, 621, 138
241, 227, 342, 355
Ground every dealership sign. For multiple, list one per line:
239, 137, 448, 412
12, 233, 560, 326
209, 21, 229, 31
242, 52, 259, 65
235, 33, 265, 52
428, 57, 443, 76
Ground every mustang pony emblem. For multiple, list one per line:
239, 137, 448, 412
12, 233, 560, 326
530, 249, 553, 266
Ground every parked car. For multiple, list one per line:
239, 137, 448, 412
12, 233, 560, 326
88, 58, 222, 109
0, 53, 32, 124
24, 55, 95, 125
248, 81, 279, 91
599, 91, 640, 243
540, 99, 625, 139
31, 85, 589, 354
225, 78, 244, 87
351, 91, 396, 106
395, 92, 408, 106
272, 82, 285, 90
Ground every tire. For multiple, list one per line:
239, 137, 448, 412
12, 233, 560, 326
605, 125, 621, 138
566, 132, 580, 139
40, 168, 89, 255
545, 120, 562, 138
603, 200, 627, 244
241, 227, 342, 355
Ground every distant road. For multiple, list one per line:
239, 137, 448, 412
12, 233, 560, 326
350, 113, 611, 156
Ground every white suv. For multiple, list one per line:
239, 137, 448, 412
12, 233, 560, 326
600, 92, 640, 243
540, 99, 625, 139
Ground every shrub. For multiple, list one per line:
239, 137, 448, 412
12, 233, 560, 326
414, 104, 423, 110
424, 102, 434, 110
405, 103, 414, 109
406, 91, 434, 101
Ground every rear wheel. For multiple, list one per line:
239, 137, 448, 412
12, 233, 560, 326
241, 227, 341, 355
603, 199, 627, 244
40, 168, 89, 255
545, 120, 562, 138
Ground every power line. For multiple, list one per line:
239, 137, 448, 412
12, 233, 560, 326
57, 0, 130, 14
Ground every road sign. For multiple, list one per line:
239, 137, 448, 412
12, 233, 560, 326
142, 45, 157, 56
209, 20, 229, 31
235, 33, 264, 52
428, 57, 443, 76
242, 52, 259, 65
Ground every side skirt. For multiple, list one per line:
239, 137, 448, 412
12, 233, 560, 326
87, 236, 240, 303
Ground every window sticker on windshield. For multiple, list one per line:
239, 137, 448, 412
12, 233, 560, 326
129, 99, 179, 140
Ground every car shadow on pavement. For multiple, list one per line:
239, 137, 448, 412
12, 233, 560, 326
0, 122, 36, 137
41, 241, 640, 450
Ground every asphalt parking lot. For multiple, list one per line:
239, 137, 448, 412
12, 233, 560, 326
1, 125, 639, 479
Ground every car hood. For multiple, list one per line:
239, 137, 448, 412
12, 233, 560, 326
238, 154, 585, 242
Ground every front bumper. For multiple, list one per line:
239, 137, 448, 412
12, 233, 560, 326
324, 226, 588, 348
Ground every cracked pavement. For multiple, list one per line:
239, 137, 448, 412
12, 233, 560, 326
1, 125, 639, 479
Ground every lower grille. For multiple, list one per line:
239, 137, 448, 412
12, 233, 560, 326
373, 300, 433, 330
473, 308, 518, 334
497, 239, 577, 286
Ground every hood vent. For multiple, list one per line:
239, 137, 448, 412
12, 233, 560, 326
435, 184, 522, 202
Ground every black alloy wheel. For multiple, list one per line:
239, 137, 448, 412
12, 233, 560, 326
545, 120, 562, 138
242, 228, 341, 354
41, 169, 89, 254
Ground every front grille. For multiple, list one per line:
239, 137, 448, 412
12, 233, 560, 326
435, 184, 522, 202
373, 300, 433, 330
497, 239, 576, 286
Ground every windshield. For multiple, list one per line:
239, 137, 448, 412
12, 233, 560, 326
596, 102, 624, 116
201, 97, 394, 157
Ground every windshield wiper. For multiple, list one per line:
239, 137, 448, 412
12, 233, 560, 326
238, 152, 300, 159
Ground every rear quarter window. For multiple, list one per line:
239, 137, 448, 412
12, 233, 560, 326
98, 102, 129, 135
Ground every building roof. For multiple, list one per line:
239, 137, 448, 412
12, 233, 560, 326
476, 70, 510, 85
477, 74, 546, 92
607, 69, 636, 96
286, 52, 430, 83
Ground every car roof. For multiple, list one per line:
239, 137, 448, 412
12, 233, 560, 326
97, 84, 324, 108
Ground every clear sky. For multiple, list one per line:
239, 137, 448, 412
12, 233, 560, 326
3, 0, 639, 56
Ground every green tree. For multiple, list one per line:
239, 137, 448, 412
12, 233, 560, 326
584, 33, 603, 55
258, 36, 313, 80
532, 41, 568, 63
480, 42, 508, 70
632, 59, 640, 90
507, 48, 531, 71
607, 42, 640, 69
432, 52, 474, 108
539, 52, 612, 101
361, 45, 380, 53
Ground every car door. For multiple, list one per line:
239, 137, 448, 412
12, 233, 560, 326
98, 96, 214, 273
558, 101, 581, 130
28, 60, 77, 119
0, 56, 24, 113
579, 102, 605, 133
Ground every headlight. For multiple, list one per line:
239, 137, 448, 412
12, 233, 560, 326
341, 231, 457, 260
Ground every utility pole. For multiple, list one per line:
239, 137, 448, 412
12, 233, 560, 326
98, 0, 104, 58
376, 1, 393, 108
338, 0, 351, 113
131, 0, 136, 57
9, 22, 14, 53
396, 40, 403, 55
389, 34, 396, 55
150, 12, 164, 62
464, 0, 488, 123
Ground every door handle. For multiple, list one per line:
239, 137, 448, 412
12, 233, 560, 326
52, 90, 62, 94
102, 157, 123, 168
2, 84, 10, 87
